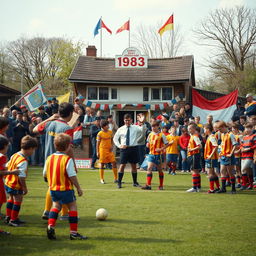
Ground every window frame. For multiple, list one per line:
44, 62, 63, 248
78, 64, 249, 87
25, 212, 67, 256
87, 86, 119, 101
145, 86, 174, 102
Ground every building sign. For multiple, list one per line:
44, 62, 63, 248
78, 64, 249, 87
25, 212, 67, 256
75, 158, 92, 169
115, 47, 148, 68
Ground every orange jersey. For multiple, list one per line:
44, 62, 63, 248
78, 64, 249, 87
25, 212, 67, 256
166, 135, 180, 154
233, 133, 242, 158
147, 132, 168, 155
204, 134, 218, 159
5, 153, 27, 190
97, 130, 113, 150
187, 134, 201, 156
45, 153, 73, 191
220, 132, 237, 156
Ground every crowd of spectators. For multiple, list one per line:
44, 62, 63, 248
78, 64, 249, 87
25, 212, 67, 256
0, 93, 255, 173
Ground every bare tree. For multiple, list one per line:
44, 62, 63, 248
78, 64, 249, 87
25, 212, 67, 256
194, 6, 256, 94
132, 22, 184, 58
7, 37, 50, 89
0, 44, 13, 84
6, 36, 82, 93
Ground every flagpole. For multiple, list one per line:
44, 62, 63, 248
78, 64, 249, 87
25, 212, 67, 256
160, 34, 163, 58
100, 16, 102, 57
128, 17, 130, 47
171, 12, 174, 57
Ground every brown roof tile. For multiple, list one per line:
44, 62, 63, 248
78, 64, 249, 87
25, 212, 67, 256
69, 55, 194, 84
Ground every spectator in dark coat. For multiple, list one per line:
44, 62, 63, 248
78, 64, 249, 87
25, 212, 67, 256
89, 117, 101, 169
184, 103, 193, 118
12, 112, 29, 153
45, 100, 53, 116
232, 101, 245, 120
1, 108, 14, 158
37, 105, 49, 121
51, 97, 59, 114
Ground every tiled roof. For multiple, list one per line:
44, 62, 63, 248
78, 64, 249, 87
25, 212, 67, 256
69, 55, 194, 84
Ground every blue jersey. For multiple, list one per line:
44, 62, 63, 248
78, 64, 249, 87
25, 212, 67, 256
38, 119, 73, 159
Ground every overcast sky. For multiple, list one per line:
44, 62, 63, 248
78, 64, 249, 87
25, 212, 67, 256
1, 0, 255, 79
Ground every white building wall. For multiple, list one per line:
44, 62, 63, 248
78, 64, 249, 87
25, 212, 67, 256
118, 86, 143, 103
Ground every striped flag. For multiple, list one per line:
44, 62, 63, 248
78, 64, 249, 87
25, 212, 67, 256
192, 88, 238, 123
94, 18, 112, 36
73, 125, 83, 141
158, 14, 174, 36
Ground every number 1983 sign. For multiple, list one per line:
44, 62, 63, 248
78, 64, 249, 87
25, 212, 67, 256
115, 47, 148, 69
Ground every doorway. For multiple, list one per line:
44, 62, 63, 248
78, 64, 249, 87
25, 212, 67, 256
117, 110, 148, 127
118, 111, 134, 127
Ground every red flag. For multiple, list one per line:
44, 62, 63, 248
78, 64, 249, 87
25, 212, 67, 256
158, 14, 174, 36
163, 103, 168, 109
101, 20, 112, 34
95, 103, 101, 109
116, 20, 130, 34
192, 88, 238, 123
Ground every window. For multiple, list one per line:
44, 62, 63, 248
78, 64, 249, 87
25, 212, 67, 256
143, 87, 173, 101
99, 87, 109, 100
162, 87, 172, 100
143, 88, 149, 101
111, 88, 117, 99
151, 88, 160, 100
88, 87, 98, 100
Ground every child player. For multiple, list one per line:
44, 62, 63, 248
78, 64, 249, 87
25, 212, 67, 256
239, 123, 256, 190
166, 126, 180, 175
141, 121, 169, 190
0, 136, 19, 235
161, 125, 170, 171
217, 121, 237, 193
44, 133, 86, 240
5, 135, 38, 226
204, 124, 220, 193
96, 120, 118, 184
231, 124, 243, 188
186, 123, 202, 192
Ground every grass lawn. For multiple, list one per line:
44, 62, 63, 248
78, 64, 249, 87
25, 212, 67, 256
1, 167, 256, 256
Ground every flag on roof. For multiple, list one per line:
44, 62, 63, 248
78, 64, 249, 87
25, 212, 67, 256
94, 18, 112, 36
116, 20, 130, 34
158, 14, 174, 36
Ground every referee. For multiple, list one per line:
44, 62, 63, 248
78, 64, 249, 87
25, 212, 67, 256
113, 113, 147, 188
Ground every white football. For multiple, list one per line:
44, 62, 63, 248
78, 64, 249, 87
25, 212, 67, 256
96, 208, 108, 221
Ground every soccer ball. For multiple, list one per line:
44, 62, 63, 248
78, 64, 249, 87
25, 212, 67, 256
96, 208, 108, 221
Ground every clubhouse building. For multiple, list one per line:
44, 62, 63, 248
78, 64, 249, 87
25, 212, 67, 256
69, 45, 195, 126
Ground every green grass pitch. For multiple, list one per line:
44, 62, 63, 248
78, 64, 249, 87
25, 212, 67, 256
1, 168, 256, 256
